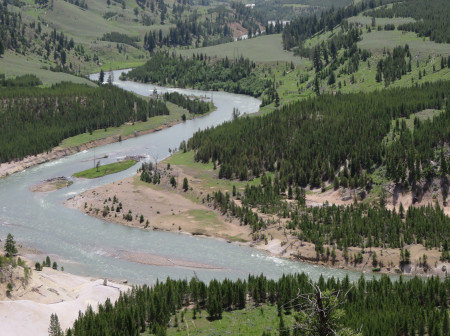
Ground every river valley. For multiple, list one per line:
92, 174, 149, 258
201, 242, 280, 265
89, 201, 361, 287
0, 70, 391, 285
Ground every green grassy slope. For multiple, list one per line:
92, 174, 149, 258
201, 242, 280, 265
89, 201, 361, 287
358, 30, 450, 59
165, 305, 293, 336
0, 51, 94, 86
177, 34, 303, 65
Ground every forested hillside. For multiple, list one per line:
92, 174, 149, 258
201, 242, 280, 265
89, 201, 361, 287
66, 273, 450, 336
281, 0, 392, 50
0, 0, 98, 75
188, 81, 450, 190
0, 83, 168, 163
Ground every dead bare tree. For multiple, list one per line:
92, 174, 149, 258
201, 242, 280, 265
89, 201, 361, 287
283, 282, 361, 336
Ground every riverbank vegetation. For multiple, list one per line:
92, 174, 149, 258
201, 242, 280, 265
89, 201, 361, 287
66, 273, 450, 336
73, 159, 137, 179
58, 101, 188, 149
122, 52, 273, 98
1, 234, 32, 299
0, 83, 169, 163
163, 91, 214, 115
2, 0, 450, 334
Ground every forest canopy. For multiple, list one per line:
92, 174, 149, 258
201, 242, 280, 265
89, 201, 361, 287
187, 81, 450, 190
66, 272, 450, 336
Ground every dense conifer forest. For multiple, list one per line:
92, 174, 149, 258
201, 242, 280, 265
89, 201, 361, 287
0, 74, 42, 87
188, 81, 450, 190
287, 202, 450, 250
0, 83, 168, 163
126, 52, 270, 96
65, 273, 450, 336
123, 52, 272, 97
375, 45, 411, 86
163, 91, 213, 115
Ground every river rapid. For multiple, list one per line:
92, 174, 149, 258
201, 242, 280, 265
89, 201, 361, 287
0, 70, 386, 284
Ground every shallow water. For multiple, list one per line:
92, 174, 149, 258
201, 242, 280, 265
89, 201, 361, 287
0, 71, 392, 284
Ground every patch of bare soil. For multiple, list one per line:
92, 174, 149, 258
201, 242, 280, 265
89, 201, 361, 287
65, 171, 249, 242
0, 252, 129, 336
30, 177, 73, 192
65, 163, 449, 278
229, 22, 248, 39
256, 235, 448, 278
305, 187, 356, 207
385, 179, 450, 216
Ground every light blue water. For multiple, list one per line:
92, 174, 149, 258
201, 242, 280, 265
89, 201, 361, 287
0, 71, 390, 284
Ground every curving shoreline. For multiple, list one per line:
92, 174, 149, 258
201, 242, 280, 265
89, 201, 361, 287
0, 120, 180, 179
64, 164, 450, 279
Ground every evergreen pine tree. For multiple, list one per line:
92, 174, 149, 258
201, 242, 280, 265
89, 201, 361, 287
48, 313, 63, 336
4, 233, 17, 257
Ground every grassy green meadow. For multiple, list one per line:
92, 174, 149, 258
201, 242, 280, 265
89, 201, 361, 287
0, 51, 95, 86
177, 34, 304, 65
164, 305, 294, 336
73, 159, 137, 178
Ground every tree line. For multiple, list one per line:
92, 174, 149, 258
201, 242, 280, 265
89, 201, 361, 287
64, 272, 450, 335
235, 0, 353, 29
287, 202, 450, 251
142, 3, 250, 52
101, 32, 140, 48
365, 0, 450, 43
0, 82, 169, 163
163, 91, 213, 115
208, 179, 450, 257
124, 52, 272, 97
0, 74, 42, 87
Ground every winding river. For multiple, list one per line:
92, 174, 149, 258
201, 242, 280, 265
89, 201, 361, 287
0, 70, 386, 285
